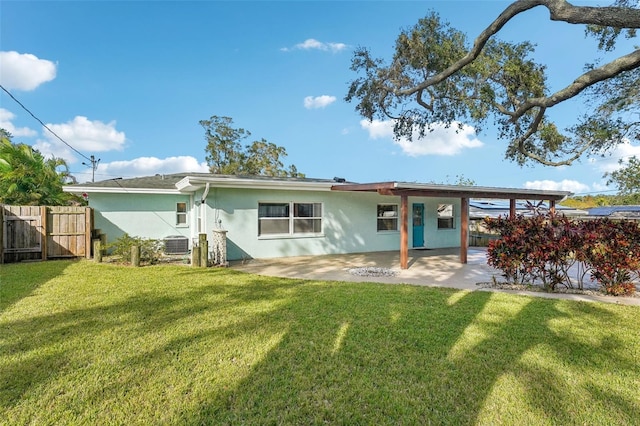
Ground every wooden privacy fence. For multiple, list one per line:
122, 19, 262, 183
1, 205, 93, 263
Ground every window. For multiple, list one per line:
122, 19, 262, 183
377, 204, 398, 231
293, 203, 322, 233
176, 202, 187, 225
259, 202, 322, 236
437, 204, 454, 229
258, 203, 289, 235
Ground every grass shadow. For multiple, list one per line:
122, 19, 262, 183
0, 265, 303, 421
188, 285, 639, 424
2, 262, 639, 424
0, 260, 75, 313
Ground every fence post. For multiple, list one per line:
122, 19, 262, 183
199, 233, 208, 267
131, 245, 140, 267
0, 206, 4, 264
94, 240, 102, 263
40, 206, 48, 261
191, 246, 201, 267
84, 207, 92, 259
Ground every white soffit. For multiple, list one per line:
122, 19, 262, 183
175, 176, 336, 192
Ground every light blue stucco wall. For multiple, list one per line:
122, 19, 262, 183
88, 188, 462, 260
422, 197, 462, 248
204, 188, 462, 260
89, 193, 192, 244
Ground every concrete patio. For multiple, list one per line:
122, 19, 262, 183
230, 247, 640, 306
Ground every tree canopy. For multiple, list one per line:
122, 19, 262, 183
346, 0, 640, 167
200, 116, 303, 177
605, 155, 640, 202
0, 130, 79, 206
564, 191, 639, 207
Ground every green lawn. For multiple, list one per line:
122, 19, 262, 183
1, 260, 639, 425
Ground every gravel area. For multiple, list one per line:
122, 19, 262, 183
348, 267, 398, 277
476, 281, 640, 298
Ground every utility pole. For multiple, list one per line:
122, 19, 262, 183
82, 155, 100, 182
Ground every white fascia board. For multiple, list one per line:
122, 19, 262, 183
63, 186, 182, 195
176, 176, 335, 192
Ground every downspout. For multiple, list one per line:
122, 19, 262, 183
201, 182, 211, 204
200, 182, 210, 233
189, 193, 196, 246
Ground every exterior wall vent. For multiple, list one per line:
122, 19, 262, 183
164, 235, 189, 254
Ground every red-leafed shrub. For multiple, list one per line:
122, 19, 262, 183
579, 219, 640, 296
485, 214, 639, 296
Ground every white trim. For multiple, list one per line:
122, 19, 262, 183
65, 176, 340, 195
176, 176, 336, 192
258, 234, 326, 240
63, 187, 182, 195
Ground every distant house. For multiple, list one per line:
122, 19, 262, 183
64, 173, 571, 269
587, 205, 640, 219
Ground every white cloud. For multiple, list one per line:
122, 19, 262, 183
281, 38, 347, 53
0, 108, 37, 137
523, 179, 590, 193
360, 119, 484, 156
588, 139, 640, 174
360, 119, 393, 139
304, 95, 336, 109
0, 51, 57, 91
83, 156, 209, 183
35, 116, 126, 163
590, 181, 610, 193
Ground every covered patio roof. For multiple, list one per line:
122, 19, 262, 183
330, 181, 571, 201
331, 181, 572, 269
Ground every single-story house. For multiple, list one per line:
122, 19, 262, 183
64, 173, 571, 269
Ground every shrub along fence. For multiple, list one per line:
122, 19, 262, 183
1, 205, 93, 263
485, 214, 640, 296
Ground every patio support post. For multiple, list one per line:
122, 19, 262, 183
509, 199, 516, 218
549, 200, 556, 215
460, 197, 469, 264
400, 194, 408, 269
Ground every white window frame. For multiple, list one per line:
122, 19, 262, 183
176, 202, 188, 226
258, 202, 323, 237
377, 204, 399, 232
437, 203, 455, 229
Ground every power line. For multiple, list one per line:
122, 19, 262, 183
82, 155, 101, 182
0, 83, 92, 163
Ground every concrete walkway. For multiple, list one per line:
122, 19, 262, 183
231, 247, 640, 306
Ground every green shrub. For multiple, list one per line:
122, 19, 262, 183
106, 233, 164, 265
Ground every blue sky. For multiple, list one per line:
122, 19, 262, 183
1, 1, 639, 194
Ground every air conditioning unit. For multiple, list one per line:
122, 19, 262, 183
164, 235, 189, 255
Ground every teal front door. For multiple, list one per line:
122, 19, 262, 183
412, 203, 424, 247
